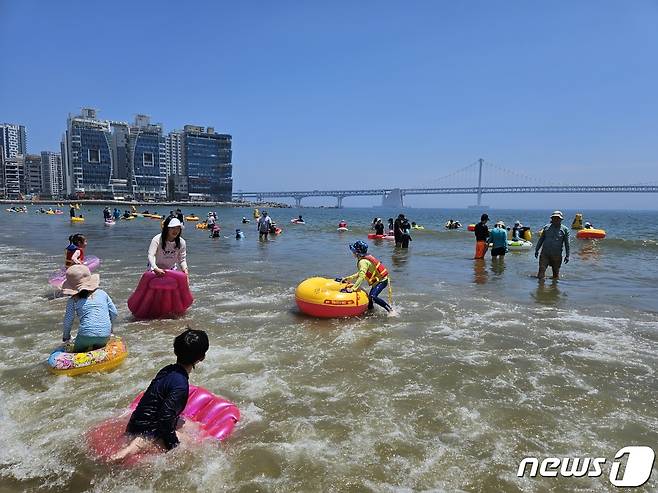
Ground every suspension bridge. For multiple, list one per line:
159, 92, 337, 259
233, 159, 658, 208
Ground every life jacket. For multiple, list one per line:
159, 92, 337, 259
361, 255, 388, 285
65, 245, 84, 267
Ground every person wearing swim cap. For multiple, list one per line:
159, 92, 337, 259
339, 241, 392, 313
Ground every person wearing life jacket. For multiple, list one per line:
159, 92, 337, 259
339, 241, 392, 313
65, 234, 87, 267
338, 220, 347, 228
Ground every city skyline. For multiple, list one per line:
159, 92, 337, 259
2, 1, 658, 208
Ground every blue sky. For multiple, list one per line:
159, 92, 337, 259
1, 0, 657, 208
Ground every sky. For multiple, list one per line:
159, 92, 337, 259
1, 0, 657, 209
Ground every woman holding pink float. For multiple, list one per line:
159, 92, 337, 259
127, 217, 193, 319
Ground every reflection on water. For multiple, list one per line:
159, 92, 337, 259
472, 259, 488, 284
578, 241, 601, 262
490, 257, 506, 276
391, 248, 410, 268
531, 278, 564, 305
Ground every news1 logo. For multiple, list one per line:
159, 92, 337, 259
517, 446, 655, 487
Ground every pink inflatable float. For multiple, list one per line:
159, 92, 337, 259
86, 385, 240, 464
48, 256, 101, 289
127, 269, 193, 319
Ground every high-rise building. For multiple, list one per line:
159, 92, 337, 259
1, 155, 25, 198
41, 151, 63, 198
165, 130, 183, 176
128, 115, 167, 200
0, 123, 27, 160
61, 108, 114, 198
183, 125, 232, 201
24, 154, 42, 195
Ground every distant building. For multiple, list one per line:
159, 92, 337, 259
165, 130, 183, 177
62, 108, 115, 198
110, 121, 130, 180
0, 123, 27, 160
128, 115, 167, 200
24, 154, 42, 196
183, 125, 232, 201
1, 155, 25, 198
41, 151, 63, 198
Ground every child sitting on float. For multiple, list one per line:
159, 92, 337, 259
110, 328, 209, 461
61, 264, 117, 352
65, 233, 87, 267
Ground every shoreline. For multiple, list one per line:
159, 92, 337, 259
1, 199, 292, 208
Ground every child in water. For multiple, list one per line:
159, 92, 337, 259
209, 223, 221, 238
235, 229, 245, 239
61, 264, 117, 352
110, 328, 209, 461
65, 234, 87, 267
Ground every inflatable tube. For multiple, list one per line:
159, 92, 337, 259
48, 336, 127, 376
121, 215, 136, 221
337, 227, 349, 232
367, 233, 395, 240
49, 255, 101, 289
104, 220, 115, 226
127, 269, 194, 319
290, 219, 305, 224
467, 224, 475, 232
571, 213, 583, 230
185, 216, 199, 221
86, 385, 240, 464
576, 228, 606, 239
195, 222, 208, 229
71, 216, 85, 222
522, 228, 532, 241
295, 277, 369, 318
507, 240, 533, 251
411, 225, 425, 230
54, 210, 64, 215
271, 227, 282, 235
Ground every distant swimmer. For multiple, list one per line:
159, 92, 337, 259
338, 219, 347, 228
235, 229, 245, 239
242, 217, 250, 224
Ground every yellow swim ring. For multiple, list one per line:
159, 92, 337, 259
295, 277, 369, 318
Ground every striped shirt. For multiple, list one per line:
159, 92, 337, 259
63, 289, 117, 340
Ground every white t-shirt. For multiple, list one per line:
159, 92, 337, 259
148, 234, 188, 271
257, 216, 272, 232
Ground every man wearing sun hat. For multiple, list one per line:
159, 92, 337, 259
535, 210, 570, 279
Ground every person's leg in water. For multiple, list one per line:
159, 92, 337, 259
368, 280, 391, 312
537, 252, 549, 279
110, 418, 199, 461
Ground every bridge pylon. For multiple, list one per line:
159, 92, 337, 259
294, 196, 303, 208
336, 196, 344, 208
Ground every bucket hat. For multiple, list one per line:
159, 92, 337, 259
61, 264, 100, 295
551, 210, 564, 219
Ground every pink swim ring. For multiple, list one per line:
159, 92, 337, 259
127, 269, 193, 319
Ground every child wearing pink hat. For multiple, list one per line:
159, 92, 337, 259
61, 264, 118, 352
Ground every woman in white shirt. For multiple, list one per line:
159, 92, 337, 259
148, 217, 188, 276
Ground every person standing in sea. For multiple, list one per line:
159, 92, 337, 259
535, 210, 570, 279
473, 214, 489, 259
